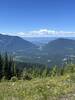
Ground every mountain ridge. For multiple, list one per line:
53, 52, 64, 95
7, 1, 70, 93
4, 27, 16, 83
0, 34, 37, 52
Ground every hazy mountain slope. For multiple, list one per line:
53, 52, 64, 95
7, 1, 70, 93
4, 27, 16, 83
24, 37, 57, 46
14, 38, 75, 66
0, 34, 37, 52
1, 34, 75, 66
43, 38, 75, 54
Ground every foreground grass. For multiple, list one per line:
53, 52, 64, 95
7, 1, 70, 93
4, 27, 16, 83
0, 74, 75, 100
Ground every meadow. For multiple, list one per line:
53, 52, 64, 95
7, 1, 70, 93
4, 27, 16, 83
0, 73, 75, 100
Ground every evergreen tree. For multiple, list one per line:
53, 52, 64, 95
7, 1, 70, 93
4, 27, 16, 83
8, 56, 13, 79
51, 66, 57, 77
42, 66, 48, 77
3, 52, 9, 79
12, 62, 16, 76
0, 53, 3, 79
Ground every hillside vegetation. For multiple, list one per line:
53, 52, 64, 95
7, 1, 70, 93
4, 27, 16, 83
0, 53, 75, 99
0, 73, 75, 100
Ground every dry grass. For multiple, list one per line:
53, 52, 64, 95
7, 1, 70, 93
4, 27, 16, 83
0, 74, 75, 100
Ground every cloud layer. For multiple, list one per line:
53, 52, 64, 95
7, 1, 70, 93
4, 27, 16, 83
1, 29, 75, 37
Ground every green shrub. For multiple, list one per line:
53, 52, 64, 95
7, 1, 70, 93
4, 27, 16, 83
1, 76, 7, 82
10, 76, 18, 82
22, 73, 32, 80
1, 76, 6, 82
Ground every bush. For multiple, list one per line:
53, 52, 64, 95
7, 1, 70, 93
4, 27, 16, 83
10, 76, 18, 82
22, 73, 32, 80
1, 76, 6, 82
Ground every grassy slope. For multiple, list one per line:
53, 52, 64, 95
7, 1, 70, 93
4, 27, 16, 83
0, 74, 75, 100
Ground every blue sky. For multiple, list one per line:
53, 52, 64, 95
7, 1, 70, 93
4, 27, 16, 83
0, 0, 75, 37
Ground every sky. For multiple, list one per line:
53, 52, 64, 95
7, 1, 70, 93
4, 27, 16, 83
0, 0, 75, 37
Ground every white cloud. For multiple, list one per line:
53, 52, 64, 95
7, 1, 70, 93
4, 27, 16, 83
28, 29, 75, 37
1, 29, 75, 37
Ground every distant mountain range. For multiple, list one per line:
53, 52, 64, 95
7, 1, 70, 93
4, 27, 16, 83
42, 38, 75, 66
24, 37, 57, 46
0, 34, 37, 52
44, 38, 75, 54
0, 34, 75, 66
24, 37, 75, 46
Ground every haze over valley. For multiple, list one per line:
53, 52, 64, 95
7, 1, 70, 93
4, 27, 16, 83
0, 33, 75, 67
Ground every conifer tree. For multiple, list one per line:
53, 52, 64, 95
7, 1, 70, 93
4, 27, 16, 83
42, 66, 48, 77
51, 65, 57, 77
8, 56, 13, 79
4, 52, 9, 79
0, 53, 3, 79
12, 62, 16, 76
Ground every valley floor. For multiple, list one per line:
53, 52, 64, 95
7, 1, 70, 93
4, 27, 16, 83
0, 74, 75, 100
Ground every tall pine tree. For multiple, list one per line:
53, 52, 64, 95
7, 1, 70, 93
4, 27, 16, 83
0, 53, 3, 79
